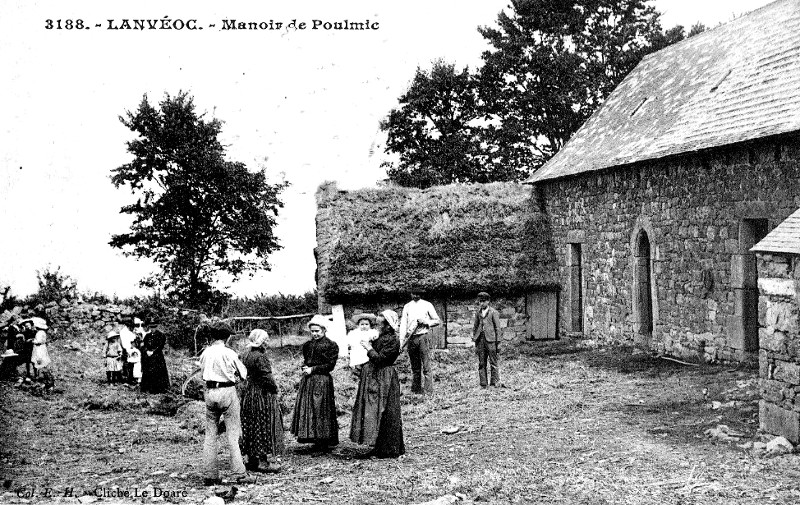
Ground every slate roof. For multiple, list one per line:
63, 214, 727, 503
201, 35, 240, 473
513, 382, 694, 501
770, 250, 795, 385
527, 0, 800, 183
752, 208, 800, 255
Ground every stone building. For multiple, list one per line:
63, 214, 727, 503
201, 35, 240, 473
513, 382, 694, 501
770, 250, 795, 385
525, 0, 800, 362
753, 208, 800, 443
314, 182, 558, 347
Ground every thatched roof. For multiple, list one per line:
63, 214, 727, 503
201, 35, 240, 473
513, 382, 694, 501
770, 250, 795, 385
315, 182, 558, 302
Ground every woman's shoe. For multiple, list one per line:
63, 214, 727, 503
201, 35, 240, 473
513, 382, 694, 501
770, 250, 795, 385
354, 449, 377, 460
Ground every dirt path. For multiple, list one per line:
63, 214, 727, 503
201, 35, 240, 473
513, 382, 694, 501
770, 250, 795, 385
2, 338, 799, 504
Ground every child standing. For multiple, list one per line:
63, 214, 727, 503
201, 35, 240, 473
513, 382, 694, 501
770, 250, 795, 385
128, 346, 142, 384
30, 318, 53, 389
103, 331, 123, 383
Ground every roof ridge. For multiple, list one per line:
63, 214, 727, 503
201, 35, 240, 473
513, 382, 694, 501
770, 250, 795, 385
527, 0, 800, 183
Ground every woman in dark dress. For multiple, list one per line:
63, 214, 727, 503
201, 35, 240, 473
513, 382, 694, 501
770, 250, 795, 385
290, 315, 340, 451
140, 328, 170, 393
240, 329, 285, 473
349, 310, 405, 458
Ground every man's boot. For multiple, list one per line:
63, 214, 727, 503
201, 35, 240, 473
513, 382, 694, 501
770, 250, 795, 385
424, 375, 433, 394
411, 371, 423, 394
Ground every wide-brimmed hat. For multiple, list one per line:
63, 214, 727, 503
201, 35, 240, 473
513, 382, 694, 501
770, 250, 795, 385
306, 314, 329, 332
380, 310, 400, 334
1, 349, 18, 358
351, 313, 376, 327
106, 330, 120, 340
247, 329, 270, 348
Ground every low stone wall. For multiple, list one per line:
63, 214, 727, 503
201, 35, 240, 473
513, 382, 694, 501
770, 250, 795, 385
341, 295, 532, 348
1, 299, 135, 340
757, 252, 800, 443
44, 299, 136, 338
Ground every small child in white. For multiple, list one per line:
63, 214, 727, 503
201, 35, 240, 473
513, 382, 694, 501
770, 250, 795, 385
347, 314, 378, 376
128, 346, 142, 383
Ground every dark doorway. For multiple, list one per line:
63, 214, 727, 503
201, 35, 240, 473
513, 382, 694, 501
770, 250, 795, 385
634, 230, 653, 339
737, 219, 769, 352
568, 243, 583, 333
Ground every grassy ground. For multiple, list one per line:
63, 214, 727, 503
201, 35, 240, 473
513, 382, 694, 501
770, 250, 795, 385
2, 336, 799, 504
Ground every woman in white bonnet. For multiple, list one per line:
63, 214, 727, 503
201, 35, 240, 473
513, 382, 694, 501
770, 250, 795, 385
290, 315, 340, 452
239, 329, 284, 473
349, 309, 405, 458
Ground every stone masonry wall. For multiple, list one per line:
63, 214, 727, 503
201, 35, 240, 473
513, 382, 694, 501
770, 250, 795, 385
343, 295, 531, 348
537, 134, 800, 362
445, 296, 529, 347
0, 299, 136, 340
757, 252, 800, 443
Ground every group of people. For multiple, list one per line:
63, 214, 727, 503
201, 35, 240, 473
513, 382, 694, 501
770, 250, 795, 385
0, 316, 53, 388
199, 290, 506, 484
103, 317, 170, 393
198, 309, 407, 485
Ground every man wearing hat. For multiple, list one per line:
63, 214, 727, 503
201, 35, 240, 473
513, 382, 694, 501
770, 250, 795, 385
472, 292, 502, 388
198, 322, 254, 485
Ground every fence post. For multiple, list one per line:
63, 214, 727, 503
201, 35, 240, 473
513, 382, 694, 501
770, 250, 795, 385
278, 320, 283, 348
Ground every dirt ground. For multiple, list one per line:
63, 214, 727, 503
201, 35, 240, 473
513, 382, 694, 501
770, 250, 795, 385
2, 336, 800, 505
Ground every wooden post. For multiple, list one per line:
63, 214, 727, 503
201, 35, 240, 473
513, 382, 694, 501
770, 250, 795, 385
278, 320, 283, 348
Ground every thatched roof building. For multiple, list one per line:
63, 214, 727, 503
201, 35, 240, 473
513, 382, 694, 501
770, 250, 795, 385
315, 181, 558, 306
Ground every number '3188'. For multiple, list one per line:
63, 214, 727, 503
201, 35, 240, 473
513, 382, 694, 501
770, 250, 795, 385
45, 19, 86, 29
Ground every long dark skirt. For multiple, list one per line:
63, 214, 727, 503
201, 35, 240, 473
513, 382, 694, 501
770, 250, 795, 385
291, 374, 338, 445
240, 381, 285, 458
349, 363, 405, 457
140, 351, 170, 393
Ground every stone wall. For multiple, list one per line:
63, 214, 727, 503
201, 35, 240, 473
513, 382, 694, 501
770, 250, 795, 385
536, 134, 800, 362
444, 296, 529, 347
1, 299, 136, 340
757, 252, 800, 443
342, 295, 532, 348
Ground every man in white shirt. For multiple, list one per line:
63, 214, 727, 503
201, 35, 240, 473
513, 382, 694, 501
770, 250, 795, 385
198, 323, 254, 485
399, 291, 440, 394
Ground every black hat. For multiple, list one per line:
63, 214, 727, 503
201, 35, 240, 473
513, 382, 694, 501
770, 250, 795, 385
209, 321, 234, 340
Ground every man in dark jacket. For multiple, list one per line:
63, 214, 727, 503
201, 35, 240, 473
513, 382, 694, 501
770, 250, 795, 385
472, 292, 502, 388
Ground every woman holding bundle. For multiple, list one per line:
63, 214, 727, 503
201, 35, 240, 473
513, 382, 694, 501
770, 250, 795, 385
349, 310, 405, 458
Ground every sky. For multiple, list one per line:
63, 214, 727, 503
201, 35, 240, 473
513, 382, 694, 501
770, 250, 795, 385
0, 0, 776, 300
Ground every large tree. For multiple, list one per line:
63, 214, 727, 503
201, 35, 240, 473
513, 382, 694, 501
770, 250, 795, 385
383, 1, 701, 188
477, 0, 673, 170
110, 92, 286, 307
381, 60, 510, 188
